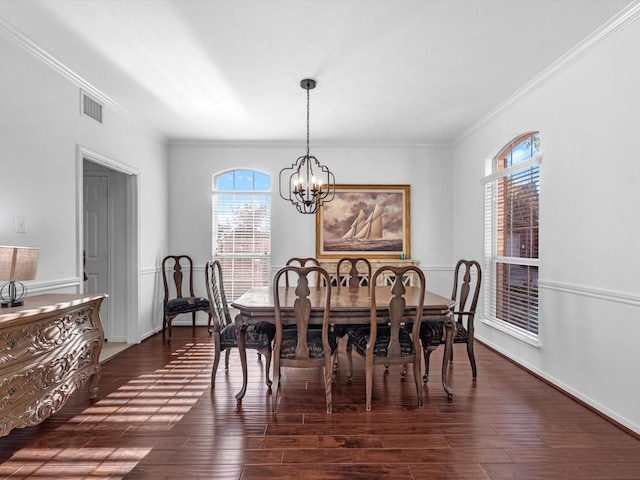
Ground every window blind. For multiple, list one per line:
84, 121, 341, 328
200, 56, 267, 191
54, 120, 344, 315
212, 192, 271, 301
484, 152, 541, 335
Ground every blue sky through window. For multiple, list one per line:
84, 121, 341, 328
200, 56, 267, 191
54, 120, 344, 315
504, 133, 540, 168
216, 169, 270, 191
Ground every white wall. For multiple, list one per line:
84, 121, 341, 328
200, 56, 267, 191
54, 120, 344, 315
0, 32, 169, 341
167, 142, 455, 299
452, 16, 640, 433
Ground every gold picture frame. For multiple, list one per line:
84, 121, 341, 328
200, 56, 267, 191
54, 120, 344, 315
316, 184, 410, 259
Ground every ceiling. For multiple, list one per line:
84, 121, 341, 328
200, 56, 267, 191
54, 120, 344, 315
0, 0, 633, 144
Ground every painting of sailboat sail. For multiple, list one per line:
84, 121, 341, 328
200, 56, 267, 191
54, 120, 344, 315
316, 184, 410, 258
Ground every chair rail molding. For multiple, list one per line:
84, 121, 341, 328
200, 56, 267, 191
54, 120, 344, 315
538, 279, 640, 306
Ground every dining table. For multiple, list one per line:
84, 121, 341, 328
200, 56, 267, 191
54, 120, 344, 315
231, 284, 457, 402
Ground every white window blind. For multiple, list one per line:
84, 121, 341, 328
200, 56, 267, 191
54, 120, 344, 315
212, 170, 271, 301
483, 133, 540, 335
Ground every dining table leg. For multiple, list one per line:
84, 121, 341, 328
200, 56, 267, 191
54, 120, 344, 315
441, 311, 455, 399
234, 314, 249, 402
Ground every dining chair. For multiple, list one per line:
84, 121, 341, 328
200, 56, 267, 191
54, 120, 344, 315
272, 265, 336, 413
346, 265, 426, 411
336, 257, 372, 288
333, 257, 372, 371
420, 259, 481, 383
205, 260, 275, 390
284, 257, 321, 287
161, 254, 212, 343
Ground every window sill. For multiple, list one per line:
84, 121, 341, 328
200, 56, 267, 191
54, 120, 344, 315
480, 316, 541, 350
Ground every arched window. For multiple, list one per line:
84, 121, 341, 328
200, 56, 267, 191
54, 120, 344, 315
212, 169, 271, 300
483, 132, 540, 336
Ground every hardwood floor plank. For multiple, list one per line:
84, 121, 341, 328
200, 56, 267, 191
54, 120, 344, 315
503, 446, 626, 463
138, 447, 285, 465
241, 463, 414, 480
409, 463, 492, 480
127, 464, 244, 480
484, 462, 640, 480
537, 432, 640, 448
446, 434, 547, 449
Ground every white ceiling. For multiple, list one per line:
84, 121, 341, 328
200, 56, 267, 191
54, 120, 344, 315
0, 0, 634, 144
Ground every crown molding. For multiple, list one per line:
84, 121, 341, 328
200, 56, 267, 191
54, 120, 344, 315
0, 16, 166, 141
168, 138, 449, 148
0, 16, 123, 114
453, 1, 640, 145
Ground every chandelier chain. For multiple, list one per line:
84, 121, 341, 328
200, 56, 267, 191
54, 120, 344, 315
306, 83, 310, 158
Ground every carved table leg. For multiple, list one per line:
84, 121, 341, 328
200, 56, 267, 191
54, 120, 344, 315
441, 311, 455, 399
234, 314, 249, 402
88, 369, 101, 400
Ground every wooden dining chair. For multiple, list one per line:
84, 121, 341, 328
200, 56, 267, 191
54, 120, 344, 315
346, 265, 426, 411
336, 257, 372, 288
284, 257, 321, 287
333, 257, 372, 371
420, 259, 481, 383
272, 265, 336, 413
161, 254, 212, 343
205, 260, 275, 390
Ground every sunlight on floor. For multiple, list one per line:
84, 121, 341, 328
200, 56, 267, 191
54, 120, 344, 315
1, 342, 214, 479
99, 342, 130, 363
0, 447, 151, 478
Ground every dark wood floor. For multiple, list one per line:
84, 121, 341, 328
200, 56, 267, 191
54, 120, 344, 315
1, 326, 639, 480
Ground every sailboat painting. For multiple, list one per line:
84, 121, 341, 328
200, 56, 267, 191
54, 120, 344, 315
316, 184, 410, 258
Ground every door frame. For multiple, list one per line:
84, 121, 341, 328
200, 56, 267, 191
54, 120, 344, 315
76, 145, 140, 344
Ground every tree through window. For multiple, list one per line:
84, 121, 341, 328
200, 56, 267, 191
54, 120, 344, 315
212, 169, 271, 300
484, 132, 540, 335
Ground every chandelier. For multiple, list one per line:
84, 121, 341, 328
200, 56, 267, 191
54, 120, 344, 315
279, 79, 335, 214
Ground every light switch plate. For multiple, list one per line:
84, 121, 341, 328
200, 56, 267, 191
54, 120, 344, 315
14, 216, 27, 233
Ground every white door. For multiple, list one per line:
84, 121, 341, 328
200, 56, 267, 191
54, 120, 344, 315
84, 175, 110, 338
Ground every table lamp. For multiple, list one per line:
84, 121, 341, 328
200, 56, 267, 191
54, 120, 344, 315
0, 246, 38, 308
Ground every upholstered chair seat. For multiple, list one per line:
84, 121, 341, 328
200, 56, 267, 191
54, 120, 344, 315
219, 321, 275, 351
165, 296, 210, 316
348, 325, 414, 358
419, 319, 470, 348
280, 328, 337, 360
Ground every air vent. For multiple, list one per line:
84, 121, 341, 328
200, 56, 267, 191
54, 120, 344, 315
81, 91, 103, 123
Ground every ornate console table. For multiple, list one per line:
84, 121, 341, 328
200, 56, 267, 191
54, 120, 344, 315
0, 293, 106, 437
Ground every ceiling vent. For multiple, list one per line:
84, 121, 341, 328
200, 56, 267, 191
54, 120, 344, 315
81, 90, 103, 123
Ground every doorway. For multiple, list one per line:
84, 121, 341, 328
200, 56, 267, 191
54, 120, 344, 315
78, 146, 139, 344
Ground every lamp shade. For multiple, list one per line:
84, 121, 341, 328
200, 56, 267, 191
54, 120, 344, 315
0, 246, 38, 281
